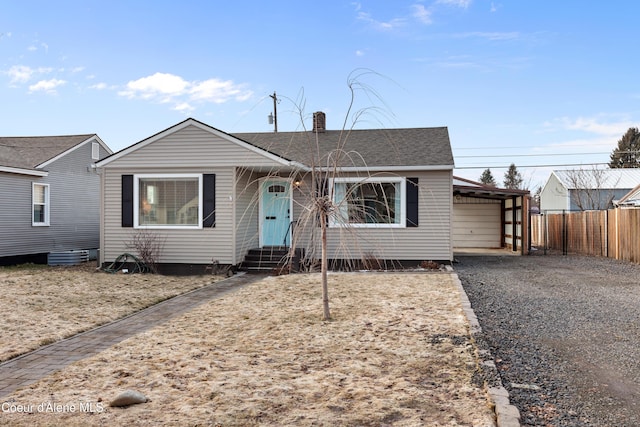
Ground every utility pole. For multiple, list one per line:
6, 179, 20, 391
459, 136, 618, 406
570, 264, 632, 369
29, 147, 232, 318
268, 91, 278, 133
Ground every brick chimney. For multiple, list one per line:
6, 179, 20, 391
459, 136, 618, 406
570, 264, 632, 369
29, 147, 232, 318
313, 111, 326, 133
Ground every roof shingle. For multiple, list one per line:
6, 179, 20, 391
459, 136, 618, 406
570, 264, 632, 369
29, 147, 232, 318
0, 135, 95, 170
232, 127, 453, 168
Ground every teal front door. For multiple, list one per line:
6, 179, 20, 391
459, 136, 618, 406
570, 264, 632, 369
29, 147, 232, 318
260, 179, 291, 247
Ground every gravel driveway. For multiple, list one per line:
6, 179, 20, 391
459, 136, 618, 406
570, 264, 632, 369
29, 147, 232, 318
455, 253, 640, 426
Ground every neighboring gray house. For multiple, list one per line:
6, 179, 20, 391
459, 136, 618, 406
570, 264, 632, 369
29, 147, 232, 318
0, 134, 112, 265
540, 169, 640, 212
95, 116, 455, 273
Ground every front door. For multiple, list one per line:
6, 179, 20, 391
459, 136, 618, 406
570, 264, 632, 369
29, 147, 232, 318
260, 179, 292, 247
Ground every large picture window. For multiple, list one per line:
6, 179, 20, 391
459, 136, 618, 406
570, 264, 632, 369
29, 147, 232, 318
331, 177, 406, 227
134, 174, 202, 228
32, 183, 50, 226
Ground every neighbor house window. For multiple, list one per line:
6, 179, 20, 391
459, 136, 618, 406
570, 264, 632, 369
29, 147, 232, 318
331, 177, 405, 227
134, 174, 202, 228
32, 183, 50, 226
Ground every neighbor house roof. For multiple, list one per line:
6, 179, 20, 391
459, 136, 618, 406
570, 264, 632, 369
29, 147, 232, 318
233, 127, 454, 170
552, 169, 640, 190
0, 134, 98, 172
615, 184, 640, 206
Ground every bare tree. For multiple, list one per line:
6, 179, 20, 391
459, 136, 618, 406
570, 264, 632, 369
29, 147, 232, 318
125, 230, 165, 273
249, 71, 400, 321
562, 167, 619, 211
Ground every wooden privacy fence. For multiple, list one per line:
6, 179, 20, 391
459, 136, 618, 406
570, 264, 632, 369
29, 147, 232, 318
531, 208, 640, 264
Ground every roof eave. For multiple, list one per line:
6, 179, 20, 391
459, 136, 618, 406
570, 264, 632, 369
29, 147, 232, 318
0, 166, 48, 177
36, 135, 110, 169
317, 164, 454, 173
96, 118, 292, 168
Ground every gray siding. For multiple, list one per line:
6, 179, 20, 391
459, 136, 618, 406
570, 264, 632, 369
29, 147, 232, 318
106, 125, 284, 169
234, 168, 260, 263
102, 167, 235, 265
0, 173, 42, 257
100, 123, 454, 265
101, 126, 286, 266
0, 139, 108, 258
291, 170, 453, 262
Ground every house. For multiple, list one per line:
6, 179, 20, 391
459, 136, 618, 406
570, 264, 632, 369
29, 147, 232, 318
540, 169, 640, 212
0, 134, 113, 265
614, 183, 640, 207
95, 115, 458, 273
452, 177, 530, 253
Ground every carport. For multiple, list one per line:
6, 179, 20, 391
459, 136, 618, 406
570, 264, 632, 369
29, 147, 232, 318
453, 177, 530, 255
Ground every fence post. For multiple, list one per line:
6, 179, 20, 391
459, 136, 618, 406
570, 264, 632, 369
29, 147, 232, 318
562, 210, 567, 256
543, 211, 548, 255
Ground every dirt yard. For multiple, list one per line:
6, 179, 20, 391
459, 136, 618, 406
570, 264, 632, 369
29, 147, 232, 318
0, 263, 221, 362
1, 265, 495, 426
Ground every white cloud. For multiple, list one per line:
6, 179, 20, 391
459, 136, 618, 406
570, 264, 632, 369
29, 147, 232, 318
173, 102, 195, 113
436, 0, 472, 8
119, 72, 253, 110
357, 11, 406, 31
411, 4, 433, 24
355, 49, 365, 57
558, 116, 634, 136
7, 65, 34, 83
6, 65, 54, 84
453, 31, 520, 41
89, 82, 108, 90
28, 78, 66, 94
190, 78, 252, 103
119, 72, 189, 99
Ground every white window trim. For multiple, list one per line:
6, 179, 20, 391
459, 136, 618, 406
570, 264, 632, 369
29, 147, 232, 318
32, 183, 50, 226
329, 177, 406, 228
133, 173, 203, 229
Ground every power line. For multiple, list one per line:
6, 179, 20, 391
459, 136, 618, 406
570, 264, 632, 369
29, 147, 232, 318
455, 162, 610, 170
455, 152, 611, 159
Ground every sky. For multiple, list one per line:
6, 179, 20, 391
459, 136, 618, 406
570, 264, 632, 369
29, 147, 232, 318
2, 0, 640, 190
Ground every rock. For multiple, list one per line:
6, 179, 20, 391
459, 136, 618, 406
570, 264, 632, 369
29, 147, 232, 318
109, 390, 149, 407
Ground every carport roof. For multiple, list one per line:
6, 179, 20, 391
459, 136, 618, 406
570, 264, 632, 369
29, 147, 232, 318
454, 176, 530, 200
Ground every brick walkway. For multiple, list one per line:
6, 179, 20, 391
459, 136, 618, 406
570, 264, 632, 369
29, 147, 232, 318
0, 272, 262, 398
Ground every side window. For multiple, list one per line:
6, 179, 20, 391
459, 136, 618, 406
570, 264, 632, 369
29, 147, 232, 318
32, 183, 50, 226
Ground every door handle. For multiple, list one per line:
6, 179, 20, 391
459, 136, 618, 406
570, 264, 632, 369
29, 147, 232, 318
266, 216, 276, 220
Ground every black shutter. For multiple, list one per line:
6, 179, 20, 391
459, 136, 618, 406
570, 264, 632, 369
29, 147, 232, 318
406, 177, 419, 227
203, 174, 216, 227
122, 175, 134, 228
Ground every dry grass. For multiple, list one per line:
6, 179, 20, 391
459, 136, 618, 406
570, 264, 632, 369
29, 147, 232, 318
1, 270, 495, 426
0, 263, 221, 362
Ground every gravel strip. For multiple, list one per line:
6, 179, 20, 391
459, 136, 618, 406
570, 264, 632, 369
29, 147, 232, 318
455, 253, 640, 426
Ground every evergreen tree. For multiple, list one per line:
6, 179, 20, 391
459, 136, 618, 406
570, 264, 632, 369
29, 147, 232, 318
609, 127, 640, 168
503, 163, 523, 189
479, 168, 497, 187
